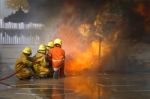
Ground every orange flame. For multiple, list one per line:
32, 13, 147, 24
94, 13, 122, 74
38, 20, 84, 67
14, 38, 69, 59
54, 21, 114, 75
53, 3, 115, 74
78, 23, 91, 37
65, 40, 99, 73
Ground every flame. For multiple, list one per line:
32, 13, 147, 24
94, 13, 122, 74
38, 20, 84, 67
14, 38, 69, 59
55, 23, 102, 74
65, 40, 99, 73
78, 23, 91, 37
52, 2, 116, 75
54, 23, 113, 75
64, 38, 112, 74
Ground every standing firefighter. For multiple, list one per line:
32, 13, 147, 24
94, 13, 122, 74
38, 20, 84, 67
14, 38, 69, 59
49, 38, 65, 79
33, 44, 49, 78
47, 41, 54, 77
15, 47, 33, 80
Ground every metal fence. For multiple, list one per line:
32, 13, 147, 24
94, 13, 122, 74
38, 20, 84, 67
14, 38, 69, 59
0, 19, 44, 45
0, 19, 44, 30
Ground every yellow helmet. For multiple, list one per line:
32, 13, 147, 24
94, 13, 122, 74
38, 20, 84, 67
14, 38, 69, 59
23, 47, 32, 55
54, 38, 62, 45
38, 44, 46, 51
48, 41, 54, 48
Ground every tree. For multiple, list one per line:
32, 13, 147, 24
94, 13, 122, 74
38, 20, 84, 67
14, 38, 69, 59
6, 0, 29, 12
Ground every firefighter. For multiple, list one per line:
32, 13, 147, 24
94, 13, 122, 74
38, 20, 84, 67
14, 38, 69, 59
33, 44, 50, 78
47, 41, 54, 77
47, 41, 54, 49
49, 38, 65, 79
15, 47, 33, 80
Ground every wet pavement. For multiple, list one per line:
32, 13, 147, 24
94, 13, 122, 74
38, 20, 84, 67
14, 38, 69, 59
0, 73, 150, 99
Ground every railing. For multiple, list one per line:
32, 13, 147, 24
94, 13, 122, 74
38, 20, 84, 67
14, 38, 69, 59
0, 19, 44, 44
0, 19, 44, 30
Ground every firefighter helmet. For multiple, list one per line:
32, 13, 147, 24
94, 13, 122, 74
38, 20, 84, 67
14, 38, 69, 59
48, 41, 54, 48
38, 44, 46, 51
23, 47, 32, 55
54, 38, 62, 45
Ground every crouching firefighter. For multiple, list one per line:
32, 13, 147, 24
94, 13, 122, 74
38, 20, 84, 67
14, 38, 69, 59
15, 47, 33, 80
33, 44, 50, 78
49, 38, 65, 79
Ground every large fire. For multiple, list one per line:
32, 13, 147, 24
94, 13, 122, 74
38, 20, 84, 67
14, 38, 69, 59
55, 24, 99, 74
45, 0, 149, 75
65, 40, 99, 73
51, 1, 120, 75
54, 22, 113, 75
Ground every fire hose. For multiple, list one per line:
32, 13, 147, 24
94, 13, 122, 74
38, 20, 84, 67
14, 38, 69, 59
0, 81, 13, 88
0, 58, 42, 81
0, 65, 26, 81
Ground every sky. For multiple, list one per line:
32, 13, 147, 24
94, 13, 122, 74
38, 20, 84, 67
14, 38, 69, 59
0, 0, 15, 19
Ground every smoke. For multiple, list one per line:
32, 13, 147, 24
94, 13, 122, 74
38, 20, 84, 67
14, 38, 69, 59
26, 0, 150, 73
99, 0, 150, 73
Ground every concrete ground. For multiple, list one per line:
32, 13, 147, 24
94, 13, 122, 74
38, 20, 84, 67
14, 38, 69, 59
0, 73, 150, 99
